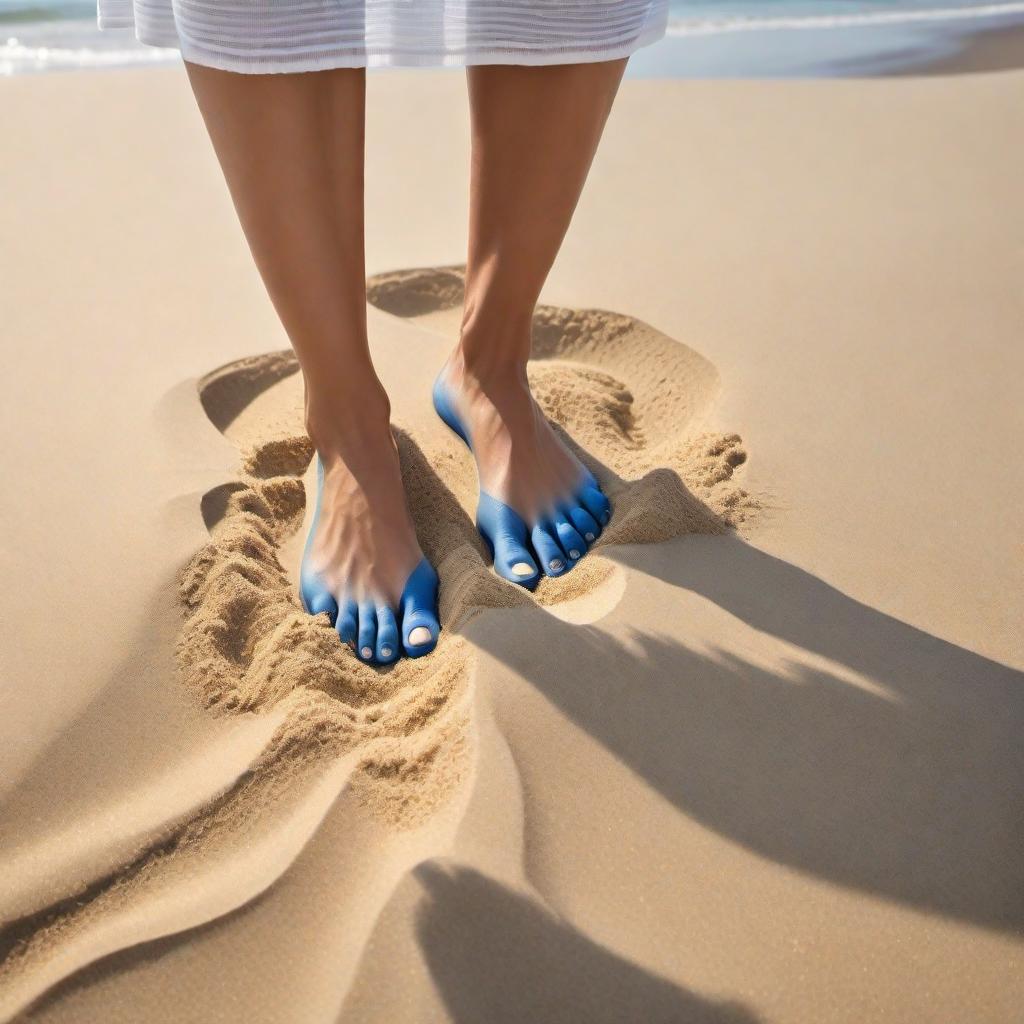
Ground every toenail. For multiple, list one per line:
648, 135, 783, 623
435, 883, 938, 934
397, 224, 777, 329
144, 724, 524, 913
511, 562, 535, 577
585, 532, 595, 542
360, 646, 373, 659
380, 646, 393, 659
569, 549, 581, 559
409, 625, 433, 647
549, 558, 564, 572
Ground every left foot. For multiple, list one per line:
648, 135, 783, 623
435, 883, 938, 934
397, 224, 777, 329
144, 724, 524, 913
298, 386, 440, 664
434, 349, 611, 587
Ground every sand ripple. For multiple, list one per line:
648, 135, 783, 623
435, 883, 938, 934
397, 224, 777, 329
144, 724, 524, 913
0, 271, 754, 1020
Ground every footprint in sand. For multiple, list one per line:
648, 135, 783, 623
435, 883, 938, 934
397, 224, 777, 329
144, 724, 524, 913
186, 267, 755, 703
179, 273, 755, 812
183, 357, 479, 840
189, 264, 755, 684
367, 264, 756, 617
0, 278, 756, 1017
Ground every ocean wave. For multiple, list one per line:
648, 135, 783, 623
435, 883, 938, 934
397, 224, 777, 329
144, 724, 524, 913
0, 1, 91, 23
0, 36, 177, 73
666, 0, 1024, 35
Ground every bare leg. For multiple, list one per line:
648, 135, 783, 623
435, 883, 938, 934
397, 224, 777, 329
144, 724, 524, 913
186, 63, 437, 661
437, 60, 625, 582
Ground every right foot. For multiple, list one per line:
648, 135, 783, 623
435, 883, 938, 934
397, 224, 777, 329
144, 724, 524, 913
432, 353, 611, 589
299, 405, 439, 664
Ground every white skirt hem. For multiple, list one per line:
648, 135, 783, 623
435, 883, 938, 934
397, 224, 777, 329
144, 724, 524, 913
97, 2, 668, 75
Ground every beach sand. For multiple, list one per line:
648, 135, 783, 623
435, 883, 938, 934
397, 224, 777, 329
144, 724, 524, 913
0, 63, 1022, 1023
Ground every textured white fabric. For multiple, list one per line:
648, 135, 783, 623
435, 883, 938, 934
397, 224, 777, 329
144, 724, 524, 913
97, 1, 669, 74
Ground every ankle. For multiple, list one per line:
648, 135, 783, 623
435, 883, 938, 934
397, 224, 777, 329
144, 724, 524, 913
445, 346, 530, 398
453, 304, 533, 384
305, 378, 392, 459
447, 325, 532, 386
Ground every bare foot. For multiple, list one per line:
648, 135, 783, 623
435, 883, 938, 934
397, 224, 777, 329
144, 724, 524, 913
299, 393, 438, 662
435, 350, 611, 585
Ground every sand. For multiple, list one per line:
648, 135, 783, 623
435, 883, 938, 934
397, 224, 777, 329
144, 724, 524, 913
0, 62, 1022, 1024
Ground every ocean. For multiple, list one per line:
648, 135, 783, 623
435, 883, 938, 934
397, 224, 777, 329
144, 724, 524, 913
2, 0, 1023, 75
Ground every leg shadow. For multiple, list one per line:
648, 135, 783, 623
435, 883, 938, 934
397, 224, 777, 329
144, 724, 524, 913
467, 530, 1024, 933
414, 863, 759, 1024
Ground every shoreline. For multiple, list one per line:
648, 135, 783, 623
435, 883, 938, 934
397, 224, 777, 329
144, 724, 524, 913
629, 12, 1024, 76
894, 16, 1024, 71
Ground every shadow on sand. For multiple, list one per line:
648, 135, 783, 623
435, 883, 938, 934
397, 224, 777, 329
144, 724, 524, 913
414, 863, 760, 1024
363, 262, 1024, 933
11, 451, 1021, 1021
464, 489, 1024, 934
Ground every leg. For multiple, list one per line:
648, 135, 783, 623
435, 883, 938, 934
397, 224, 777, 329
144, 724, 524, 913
435, 60, 625, 585
186, 63, 438, 660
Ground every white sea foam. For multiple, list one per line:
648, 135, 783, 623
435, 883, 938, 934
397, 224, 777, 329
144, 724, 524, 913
666, 1, 1024, 36
0, 32, 177, 74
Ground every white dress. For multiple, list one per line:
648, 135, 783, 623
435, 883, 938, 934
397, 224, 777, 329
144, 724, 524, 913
97, 0, 669, 75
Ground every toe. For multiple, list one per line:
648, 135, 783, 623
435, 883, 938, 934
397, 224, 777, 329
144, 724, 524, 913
477, 494, 539, 589
357, 602, 377, 663
375, 605, 399, 664
579, 483, 612, 528
336, 599, 358, 651
304, 587, 338, 623
408, 625, 434, 648
402, 603, 439, 657
567, 504, 601, 545
491, 532, 540, 588
401, 559, 440, 658
530, 522, 569, 577
553, 516, 588, 564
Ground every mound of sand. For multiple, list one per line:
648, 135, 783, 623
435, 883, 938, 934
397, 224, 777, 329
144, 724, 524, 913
0, 274, 754, 1018
180, 267, 757, 799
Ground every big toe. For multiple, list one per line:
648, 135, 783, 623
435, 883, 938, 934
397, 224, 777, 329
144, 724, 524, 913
477, 495, 539, 589
401, 560, 440, 658
408, 624, 434, 647
403, 608, 439, 656
491, 532, 540, 589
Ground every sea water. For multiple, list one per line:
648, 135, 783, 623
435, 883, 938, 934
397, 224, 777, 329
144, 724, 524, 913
1, 0, 1023, 75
